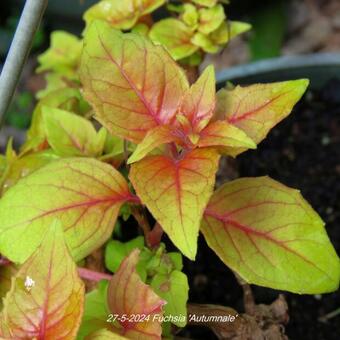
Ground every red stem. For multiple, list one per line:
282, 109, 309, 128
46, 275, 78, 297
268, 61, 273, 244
127, 194, 141, 205
147, 222, 164, 248
78, 267, 112, 282
0, 257, 11, 266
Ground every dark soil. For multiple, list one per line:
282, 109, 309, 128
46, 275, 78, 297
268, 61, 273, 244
181, 79, 340, 340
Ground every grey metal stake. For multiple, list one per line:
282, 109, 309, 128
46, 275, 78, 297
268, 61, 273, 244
0, 0, 48, 127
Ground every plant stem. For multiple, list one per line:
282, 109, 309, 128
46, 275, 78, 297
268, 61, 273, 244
147, 222, 164, 248
84, 248, 106, 291
0, 0, 48, 126
234, 272, 256, 315
131, 205, 152, 246
0, 257, 11, 266
77, 267, 112, 282
319, 308, 340, 323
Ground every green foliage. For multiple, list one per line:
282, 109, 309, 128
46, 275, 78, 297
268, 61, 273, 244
105, 236, 145, 273
149, 1, 251, 63
77, 280, 110, 339
0, 1, 338, 339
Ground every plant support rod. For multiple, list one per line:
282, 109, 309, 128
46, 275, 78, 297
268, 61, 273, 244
0, 0, 48, 125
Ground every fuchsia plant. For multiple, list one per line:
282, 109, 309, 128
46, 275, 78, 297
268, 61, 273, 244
0, 1, 339, 339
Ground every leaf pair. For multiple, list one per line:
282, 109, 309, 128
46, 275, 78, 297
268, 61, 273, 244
80, 21, 310, 261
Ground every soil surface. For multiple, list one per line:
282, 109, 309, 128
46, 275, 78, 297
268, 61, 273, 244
180, 79, 340, 340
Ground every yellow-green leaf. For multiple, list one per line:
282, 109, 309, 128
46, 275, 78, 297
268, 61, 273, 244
21, 87, 89, 154
191, 32, 220, 53
209, 21, 251, 46
202, 176, 340, 293
0, 158, 131, 264
198, 120, 256, 154
127, 125, 178, 164
182, 4, 199, 29
150, 270, 188, 327
80, 20, 189, 143
130, 148, 220, 259
84, 0, 140, 31
84, 0, 165, 31
178, 65, 216, 133
43, 107, 106, 157
37, 31, 82, 80
192, 0, 217, 7
198, 4, 225, 35
78, 281, 113, 339
36, 73, 71, 99
215, 79, 309, 155
228, 21, 252, 40
0, 221, 85, 339
0, 150, 59, 194
141, 0, 166, 15
149, 18, 198, 60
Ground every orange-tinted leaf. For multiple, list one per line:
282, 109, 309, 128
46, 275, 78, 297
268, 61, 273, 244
202, 177, 340, 293
80, 20, 189, 143
0, 221, 85, 339
130, 148, 220, 259
0, 158, 131, 264
128, 125, 178, 164
178, 65, 216, 134
107, 250, 165, 339
198, 120, 256, 155
215, 80, 309, 153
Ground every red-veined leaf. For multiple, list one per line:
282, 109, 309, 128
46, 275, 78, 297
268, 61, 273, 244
201, 176, 340, 293
128, 66, 217, 163
198, 120, 256, 154
127, 125, 178, 164
107, 250, 165, 339
80, 20, 189, 143
215, 80, 309, 155
130, 148, 220, 259
0, 158, 132, 264
177, 65, 216, 134
0, 221, 84, 339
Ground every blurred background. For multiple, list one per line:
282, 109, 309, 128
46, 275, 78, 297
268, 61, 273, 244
0, 1, 339, 339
